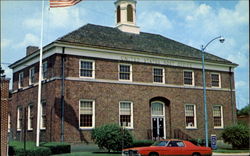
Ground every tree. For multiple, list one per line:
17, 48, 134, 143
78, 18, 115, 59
237, 104, 250, 116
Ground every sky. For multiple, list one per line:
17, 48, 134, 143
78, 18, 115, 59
1, 0, 249, 109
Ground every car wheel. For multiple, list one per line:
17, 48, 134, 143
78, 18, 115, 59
192, 153, 201, 156
149, 152, 159, 156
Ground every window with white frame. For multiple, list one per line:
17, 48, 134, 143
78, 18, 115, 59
29, 67, 35, 85
80, 60, 95, 78
183, 71, 194, 85
213, 105, 223, 128
28, 104, 34, 130
153, 67, 164, 83
211, 73, 220, 87
185, 104, 197, 128
119, 101, 133, 128
151, 102, 164, 116
119, 64, 132, 81
40, 101, 46, 129
18, 72, 24, 88
17, 106, 22, 131
42, 61, 48, 79
8, 113, 11, 132
79, 100, 95, 128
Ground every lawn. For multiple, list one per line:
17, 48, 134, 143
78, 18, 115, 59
53, 152, 121, 156
213, 149, 250, 153
52, 143, 121, 156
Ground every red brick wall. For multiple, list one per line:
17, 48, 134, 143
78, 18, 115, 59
1, 78, 10, 156
10, 54, 236, 143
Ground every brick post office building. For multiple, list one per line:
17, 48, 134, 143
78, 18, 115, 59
9, 0, 237, 143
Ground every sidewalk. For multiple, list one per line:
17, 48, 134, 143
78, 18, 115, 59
213, 153, 250, 156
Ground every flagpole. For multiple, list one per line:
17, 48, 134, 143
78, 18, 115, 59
36, 0, 45, 147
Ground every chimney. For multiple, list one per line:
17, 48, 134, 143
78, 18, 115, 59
26, 46, 39, 56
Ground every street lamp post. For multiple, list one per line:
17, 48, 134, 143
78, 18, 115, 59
201, 36, 225, 147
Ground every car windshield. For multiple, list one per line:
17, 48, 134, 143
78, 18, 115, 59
152, 141, 169, 146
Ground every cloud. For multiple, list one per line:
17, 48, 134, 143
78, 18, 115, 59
1, 39, 12, 49
138, 11, 172, 33
236, 80, 247, 88
15, 33, 40, 48
23, 18, 41, 30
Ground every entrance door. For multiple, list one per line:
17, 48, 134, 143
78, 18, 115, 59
151, 101, 165, 139
152, 117, 164, 138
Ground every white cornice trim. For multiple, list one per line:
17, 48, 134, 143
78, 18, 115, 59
10, 42, 237, 73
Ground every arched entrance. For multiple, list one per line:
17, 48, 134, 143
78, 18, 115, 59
150, 97, 170, 140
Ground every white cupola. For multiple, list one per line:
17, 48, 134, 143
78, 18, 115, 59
115, 0, 140, 34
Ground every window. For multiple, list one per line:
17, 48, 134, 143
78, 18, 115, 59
127, 4, 133, 22
185, 104, 197, 128
119, 101, 133, 128
80, 60, 95, 78
211, 73, 220, 88
151, 102, 164, 116
40, 101, 46, 129
168, 141, 185, 147
8, 114, 11, 132
153, 67, 164, 83
79, 100, 95, 128
117, 5, 121, 23
42, 61, 48, 79
17, 106, 22, 131
119, 64, 132, 81
28, 104, 34, 130
183, 71, 194, 86
29, 67, 35, 85
213, 105, 223, 128
18, 72, 24, 88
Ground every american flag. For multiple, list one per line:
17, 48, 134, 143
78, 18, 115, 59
50, 0, 82, 8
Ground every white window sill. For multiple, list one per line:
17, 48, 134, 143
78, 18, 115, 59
27, 129, 33, 131
79, 76, 95, 79
214, 127, 224, 129
40, 128, 46, 130
118, 79, 132, 82
79, 127, 94, 130
122, 127, 134, 130
185, 127, 197, 130
17, 129, 21, 132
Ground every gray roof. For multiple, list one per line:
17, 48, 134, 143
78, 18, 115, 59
56, 24, 235, 65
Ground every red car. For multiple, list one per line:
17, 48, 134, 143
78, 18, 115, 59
122, 139, 212, 156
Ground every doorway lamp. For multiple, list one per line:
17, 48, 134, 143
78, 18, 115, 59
201, 36, 225, 147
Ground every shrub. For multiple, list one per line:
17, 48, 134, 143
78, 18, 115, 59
221, 124, 249, 149
92, 123, 133, 152
188, 138, 211, 147
132, 140, 154, 147
41, 142, 71, 154
9, 141, 51, 156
